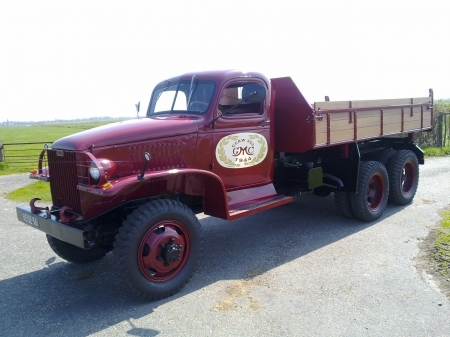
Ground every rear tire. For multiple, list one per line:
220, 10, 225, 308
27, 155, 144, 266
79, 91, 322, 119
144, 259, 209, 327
46, 235, 109, 263
387, 150, 419, 205
375, 149, 396, 167
350, 161, 389, 222
334, 191, 354, 218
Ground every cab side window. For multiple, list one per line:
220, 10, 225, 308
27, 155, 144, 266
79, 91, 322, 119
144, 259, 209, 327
218, 83, 264, 115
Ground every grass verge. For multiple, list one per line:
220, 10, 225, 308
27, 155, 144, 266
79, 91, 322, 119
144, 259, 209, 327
423, 147, 450, 157
0, 119, 126, 176
6, 181, 52, 203
433, 210, 450, 277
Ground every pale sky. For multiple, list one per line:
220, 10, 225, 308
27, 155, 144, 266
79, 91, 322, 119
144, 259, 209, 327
1, 0, 449, 122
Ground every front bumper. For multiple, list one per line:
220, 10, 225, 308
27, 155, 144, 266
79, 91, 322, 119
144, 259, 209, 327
16, 206, 87, 249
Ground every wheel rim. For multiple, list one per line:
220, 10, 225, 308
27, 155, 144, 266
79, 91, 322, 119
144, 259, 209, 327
401, 161, 415, 195
138, 220, 190, 282
366, 173, 385, 211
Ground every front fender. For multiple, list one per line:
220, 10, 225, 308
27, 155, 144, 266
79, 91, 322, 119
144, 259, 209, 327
77, 168, 229, 220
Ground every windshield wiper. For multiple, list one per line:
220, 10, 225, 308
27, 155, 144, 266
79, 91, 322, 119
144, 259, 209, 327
205, 91, 257, 127
186, 75, 198, 108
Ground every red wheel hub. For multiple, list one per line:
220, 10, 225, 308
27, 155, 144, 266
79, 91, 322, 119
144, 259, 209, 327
366, 173, 385, 211
138, 220, 190, 282
401, 161, 415, 195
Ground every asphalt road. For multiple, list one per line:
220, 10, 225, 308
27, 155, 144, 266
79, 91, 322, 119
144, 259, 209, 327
1, 157, 449, 337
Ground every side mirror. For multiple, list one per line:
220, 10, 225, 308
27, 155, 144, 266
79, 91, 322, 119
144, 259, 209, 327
242, 84, 266, 103
135, 101, 140, 119
135, 101, 140, 113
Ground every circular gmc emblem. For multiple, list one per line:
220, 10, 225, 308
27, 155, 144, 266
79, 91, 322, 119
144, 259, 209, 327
215, 133, 268, 168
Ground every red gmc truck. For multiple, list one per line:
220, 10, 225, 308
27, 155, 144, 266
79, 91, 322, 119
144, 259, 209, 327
16, 70, 433, 300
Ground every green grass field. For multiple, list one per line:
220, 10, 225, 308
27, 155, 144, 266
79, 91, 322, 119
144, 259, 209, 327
0, 120, 124, 175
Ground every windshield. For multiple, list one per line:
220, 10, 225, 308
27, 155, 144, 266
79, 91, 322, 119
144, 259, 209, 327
147, 80, 215, 115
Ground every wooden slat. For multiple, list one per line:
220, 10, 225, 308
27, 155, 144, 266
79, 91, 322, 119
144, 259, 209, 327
384, 114, 401, 124
384, 123, 402, 134
314, 101, 349, 110
358, 125, 381, 138
414, 97, 432, 104
329, 111, 351, 121
358, 115, 382, 128
314, 96, 430, 111
404, 119, 422, 130
315, 119, 327, 133
330, 129, 354, 143
423, 110, 432, 127
316, 132, 327, 145
351, 98, 411, 108
329, 118, 353, 131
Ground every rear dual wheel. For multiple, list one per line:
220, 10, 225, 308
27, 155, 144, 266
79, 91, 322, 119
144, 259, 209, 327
334, 161, 389, 222
388, 150, 419, 205
350, 161, 389, 222
334, 191, 354, 218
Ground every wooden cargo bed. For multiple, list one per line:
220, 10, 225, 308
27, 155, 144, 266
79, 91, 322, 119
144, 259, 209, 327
313, 97, 433, 148
271, 77, 433, 153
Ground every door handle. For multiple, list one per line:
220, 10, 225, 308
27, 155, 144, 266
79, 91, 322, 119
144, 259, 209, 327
259, 120, 270, 125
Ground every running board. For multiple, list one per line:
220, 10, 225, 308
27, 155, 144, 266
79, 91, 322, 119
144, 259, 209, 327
228, 195, 293, 220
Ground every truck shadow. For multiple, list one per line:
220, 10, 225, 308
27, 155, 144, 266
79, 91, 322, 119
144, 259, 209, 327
0, 194, 407, 336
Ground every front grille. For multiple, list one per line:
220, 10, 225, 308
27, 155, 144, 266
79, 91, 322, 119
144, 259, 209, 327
48, 150, 82, 214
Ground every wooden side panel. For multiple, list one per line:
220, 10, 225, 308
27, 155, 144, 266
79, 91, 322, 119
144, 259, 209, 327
314, 101, 349, 110
313, 96, 432, 148
315, 118, 327, 145
404, 110, 422, 130
352, 98, 411, 108
329, 112, 353, 143
415, 97, 432, 104
423, 110, 432, 127
330, 129, 353, 143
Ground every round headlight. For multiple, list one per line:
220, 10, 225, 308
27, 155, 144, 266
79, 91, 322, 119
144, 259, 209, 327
89, 162, 100, 181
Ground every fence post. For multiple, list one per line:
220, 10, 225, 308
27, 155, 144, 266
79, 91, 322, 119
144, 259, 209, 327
0, 140, 3, 162
444, 113, 449, 147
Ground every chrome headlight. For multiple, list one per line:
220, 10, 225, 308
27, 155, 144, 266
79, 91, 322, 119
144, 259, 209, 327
89, 161, 100, 181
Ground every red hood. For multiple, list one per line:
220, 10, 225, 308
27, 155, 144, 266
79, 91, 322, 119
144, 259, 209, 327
51, 116, 200, 151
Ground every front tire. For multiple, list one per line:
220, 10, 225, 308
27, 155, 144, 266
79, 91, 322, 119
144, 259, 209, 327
113, 199, 202, 300
350, 161, 389, 222
46, 235, 109, 263
388, 150, 419, 205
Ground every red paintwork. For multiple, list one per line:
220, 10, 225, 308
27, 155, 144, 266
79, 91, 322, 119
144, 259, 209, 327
138, 219, 190, 282
77, 168, 229, 220
51, 117, 200, 151
210, 76, 272, 190
366, 173, 386, 211
271, 77, 316, 153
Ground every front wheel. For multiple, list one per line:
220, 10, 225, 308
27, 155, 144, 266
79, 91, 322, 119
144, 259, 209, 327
46, 235, 109, 263
388, 150, 419, 205
113, 199, 202, 300
350, 161, 389, 222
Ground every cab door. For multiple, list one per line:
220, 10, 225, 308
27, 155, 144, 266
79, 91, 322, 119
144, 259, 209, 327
212, 79, 272, 190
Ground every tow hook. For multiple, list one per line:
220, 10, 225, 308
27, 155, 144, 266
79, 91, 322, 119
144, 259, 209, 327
59, 206, 78, 223
29, 198, 50, 218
